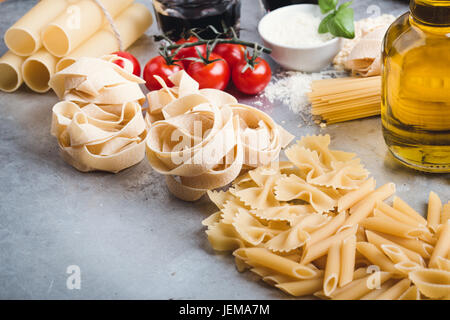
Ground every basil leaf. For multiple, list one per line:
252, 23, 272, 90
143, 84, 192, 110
319, 0, 338, 14
318, 13, 335, 34
328, 7, 355, 39
338, 1, 353, 11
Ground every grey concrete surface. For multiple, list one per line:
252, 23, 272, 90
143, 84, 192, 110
0, 0, 447, 300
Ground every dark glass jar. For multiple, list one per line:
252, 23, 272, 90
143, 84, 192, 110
260, 0, 318, 12
153, 0, 241, 40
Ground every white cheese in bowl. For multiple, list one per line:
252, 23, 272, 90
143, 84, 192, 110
261, 9, 334, 47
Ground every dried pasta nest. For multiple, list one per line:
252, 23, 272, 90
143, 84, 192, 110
50, 56, 148, 173
145, 70, 294, 201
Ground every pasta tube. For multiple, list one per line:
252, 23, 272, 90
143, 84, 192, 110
57, 3, 153, 71
0, 51, 25, 93
324, 242, 341, 296
331, 272, 391, 300
362, 216, 424, 239
22, 48, 59, 93
356, 242, 397, 273
376, 278, 411, 300
4, 0, 69, 56
359, 279, 396, 300
409, 269, 450, 299
301, 225, 357, 265
427, 192, 442, 232
340, 235, 356, 287
306, 211, 346, 247
380, 244, 410, 264
393, 196, 428, 226
442, 203, 450, 224
398, 285, 421, 300
337, 177, 375, 212
376, 201, 426, 228
350, 182, 396, 214
366, 230, 425, 265
276, 278, 324, 297
429, 220, 450, 269
42, 0, 134, 57
234, 248, 318, 279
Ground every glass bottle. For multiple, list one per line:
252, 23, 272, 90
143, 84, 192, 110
381, 0, 450, 173
152, 0, 241, 40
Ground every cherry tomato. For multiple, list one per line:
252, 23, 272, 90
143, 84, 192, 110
112, 51, 141, 77
232, 58, 271, 95
213, 43, 245, 69
143, 56, 183, 91
187, 53, 230, 91
174, 36, 207, 69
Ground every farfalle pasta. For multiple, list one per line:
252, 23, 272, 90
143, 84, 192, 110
145, 70, 294, 201
203, 135, 450, 300
50, 56, 148, 173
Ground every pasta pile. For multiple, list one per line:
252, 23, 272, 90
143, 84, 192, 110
145, 71, 294, 202
203, 135, 450, 300
308, 76, 381, 124
0, 0, 152, 93
50, 56, 148, 173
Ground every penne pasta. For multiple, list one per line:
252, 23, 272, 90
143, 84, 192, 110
350, 183, 396, 214
409, 268, 450, 299
338, 178, 375, 212
301, 225, 358, 265
366, 230, 425, 265
234, 248, 318, 279
427, 192, 442, 232
381, 244, 410, 264
340, 235, 356, 287
394, 261, 422, 276
429, 220, 450, 269
362, 216, 424, 239
324, 242, 341, 296
306, 211, 347, 247
369, 231, 433, 259
436, 257, 450, 272
360, 279, 397, 300
331, 272, 392, 300
397, 285, 421, 300
276, 278, 324, 297
376, 278, 411, 300
441, 203, 450, 224
356, 242, 397, 273
393, 196, 428, 226
315, 268, 370, 299
312, 256, 328, 270
376, 201, 426, 228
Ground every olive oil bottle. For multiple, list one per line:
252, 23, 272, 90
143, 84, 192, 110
382, 0, 450, 173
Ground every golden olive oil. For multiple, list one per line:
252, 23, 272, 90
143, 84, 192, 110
382, 0, 450, 173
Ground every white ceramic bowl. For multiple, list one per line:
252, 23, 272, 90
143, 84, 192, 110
258, 4, 342, 72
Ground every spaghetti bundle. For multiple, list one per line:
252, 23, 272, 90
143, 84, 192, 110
308, 76, 381, 124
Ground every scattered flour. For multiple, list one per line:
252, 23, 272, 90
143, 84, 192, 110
263, 69, 346, 118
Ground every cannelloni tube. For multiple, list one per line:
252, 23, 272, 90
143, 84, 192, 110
5, 0, 70, 56
42, 0, 134, 57
22, 48, 59, 93
0, 51, 25, 93
56, 2, 152, 71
